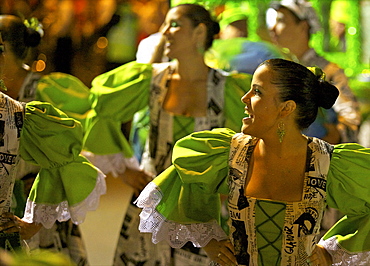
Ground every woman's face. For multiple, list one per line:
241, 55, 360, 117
241, 64, 283, 137
161, 7, 198, 59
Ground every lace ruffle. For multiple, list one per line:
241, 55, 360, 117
135, 182, 228, 248
22, 170, 106, 229
82, 151, 140, 177
319, 236, 370, 265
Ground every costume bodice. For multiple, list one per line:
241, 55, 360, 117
228, 134, 333, 265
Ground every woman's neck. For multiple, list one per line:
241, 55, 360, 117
174, 55, 209, 81
2, 62, 29, 99
258, 130, 308, 159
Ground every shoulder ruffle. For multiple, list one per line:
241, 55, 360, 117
322, 143, 370, 259
20, 102, 106, 228
136, 128, 236, 247
84, 61, 153, 156
36, 72, 92, 128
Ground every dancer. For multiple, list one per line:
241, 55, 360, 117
136, 59, 370, 266
83, 3, 250, 265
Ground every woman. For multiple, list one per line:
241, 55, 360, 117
83, 3, 250, 265
0, 15, 93, 264
0, 95, 105, 251
0, 37, 105, 251
135, 59, 370, 266
0, 15, 91, 125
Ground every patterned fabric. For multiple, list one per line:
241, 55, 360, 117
141, 61, 245, 175
115, 62, 248, 265
0, 93, 105, 254
13, 72, 98, 264
136, 128, 370, 265
227, 134, 332, 265
83, 61, 249, 265
0, 94, 25, 230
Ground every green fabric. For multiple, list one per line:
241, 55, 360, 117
255, 200, 285, 266
153, 128, 370, 255
12, 180, 26, 217
36, 72, 93, 128
224, 73, 252, 132
83, 61, 153, 156
173, 115, 194, 142
20, 102, 98, 206
324, 143, 370, 252
153, 128, 234, 224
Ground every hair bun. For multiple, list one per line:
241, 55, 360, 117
25, 28, 42, 47
211, 20, 220, 35
316, 80, 339, 109
23, 17, 43, 47
307, 66, 339, 109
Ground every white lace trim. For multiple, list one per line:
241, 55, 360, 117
22, 170, 106, 229
81, 151, 140, 177
135, 182, 228, 248
319, 236, 370, 265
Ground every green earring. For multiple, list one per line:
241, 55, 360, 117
0, 79, 7, 91
277, 121, 285, 143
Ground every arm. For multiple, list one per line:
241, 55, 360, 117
135, 128, 236, 248
20, 102, 106, 229
203, 239, 237, 266
319, 143, 370, 264
0, 213, 42, 240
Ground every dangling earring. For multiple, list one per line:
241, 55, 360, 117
277, 121, 285, 143
196, 42, 205, 55
0, 79, 7, 91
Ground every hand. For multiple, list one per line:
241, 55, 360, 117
203, 239, 238, 266
308, 244, 333, 266
0, 212, 42, 240
120, 168, 154, 197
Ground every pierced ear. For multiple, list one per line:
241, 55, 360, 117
195, 23, 207, 34
280, 100, 296, 117
193, 23, 207, 41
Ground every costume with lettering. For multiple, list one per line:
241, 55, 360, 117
83, 61, 250, 265
11, 71, 93, 264
0, 92, 105, 252
136, 128, 370, 266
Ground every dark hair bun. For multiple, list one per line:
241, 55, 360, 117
308, 66, 339, 109
211, 20, 220, 35
25, 28, 41, 47
316, 80, 339, 109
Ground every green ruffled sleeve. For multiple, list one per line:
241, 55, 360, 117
320, 143, 370, 263
36, 73, 93, 128
83, 61, 153, 157
224, 73, 252, 132
135, 128, 235, 248
20, 102, 106, 229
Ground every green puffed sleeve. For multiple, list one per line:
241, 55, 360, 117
320, 143, 370, 261
83, 61, 153, 156
135, 128, 235, 248
20, 101, 106, 229
224, 73, 251, 132
36, 72, 93, 128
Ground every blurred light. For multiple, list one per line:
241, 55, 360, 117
97, 37, 108, 49
345, 68, 354, 77
348, 27, 357, 35
35, 60, 46, 72
38, 53, 47, 62
266, 8, 277, 30
362, 69, 370, 75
